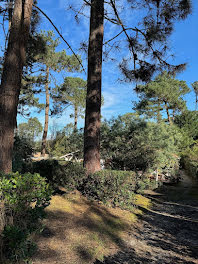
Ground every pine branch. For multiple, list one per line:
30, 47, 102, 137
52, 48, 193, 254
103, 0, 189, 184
110, 0, 137, 70
32, 4, 86, 74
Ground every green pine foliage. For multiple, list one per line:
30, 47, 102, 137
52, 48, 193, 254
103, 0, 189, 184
18, 117, 43, 143
174, 110, 198, 142
101, 114, 181, 174
52, 77, 87, 126
134, 72, 190, 122
191, 81, 198, 110
49, 128, 84, 158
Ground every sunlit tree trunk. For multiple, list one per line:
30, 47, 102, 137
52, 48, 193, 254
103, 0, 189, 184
0, 0, 33, 173
41, 66, 50, 156
84, 0, 104, 174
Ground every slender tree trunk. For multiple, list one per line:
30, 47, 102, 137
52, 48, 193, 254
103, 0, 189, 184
156, 101, 162, 123
196, 95, 198, 111
84, 0, 104, 174
164, 102, 172, 124
0, 0, 33, 173
8, 0, 13, 30
41, 66, 50, 156
74, 104, 78, 131
172, 109, 176, 121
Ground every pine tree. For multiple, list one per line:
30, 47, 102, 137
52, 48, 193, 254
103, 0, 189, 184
35, 31, 81, 156
0, 0, 33, 173
53, 77, 87, 131
191, 81, 198, 110
82, 0, 191, 173
84, 0, 105, 174
18, 117, 42, 143
134, 72, 190, 123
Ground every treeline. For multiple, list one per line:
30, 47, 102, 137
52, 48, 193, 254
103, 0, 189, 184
0, 1, 197, 263
0, 0, 193, 174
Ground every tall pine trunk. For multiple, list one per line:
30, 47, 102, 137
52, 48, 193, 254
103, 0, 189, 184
41, 66, 50, 156
84, 0, 104, 174
0, 0, 33, 173
74, 104, 78, 131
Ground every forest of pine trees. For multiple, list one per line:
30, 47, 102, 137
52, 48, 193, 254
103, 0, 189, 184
0, 1, 198, 263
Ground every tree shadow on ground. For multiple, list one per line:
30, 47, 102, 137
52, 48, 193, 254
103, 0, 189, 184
32, 196, 131, 263
32, 179, 198, 264
94, 250, 196, 264
93, 206, 198, 264
136, 207, 198, 258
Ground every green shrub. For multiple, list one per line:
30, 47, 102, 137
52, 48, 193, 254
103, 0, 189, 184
182, 156, 198, 179
30, 159, 63, 186
22, 160, 86, 191
2, 225, 36, 262
79, 170, 137, 210
12, 136, 33, 172
135, 177, 157, 193
61, 162, 86, 191
0, 172, 52, 262
0, 172, 51, 216
181, 143, 198, 179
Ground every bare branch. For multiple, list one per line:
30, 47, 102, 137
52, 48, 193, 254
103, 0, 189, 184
104, 27, 136, 45
110, 0, 137, 70
33, 4, 86, 74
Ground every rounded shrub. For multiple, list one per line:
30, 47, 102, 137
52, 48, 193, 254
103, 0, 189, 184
80, 170, 136, 209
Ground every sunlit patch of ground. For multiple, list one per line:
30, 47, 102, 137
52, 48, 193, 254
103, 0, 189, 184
32, 190, 148, 264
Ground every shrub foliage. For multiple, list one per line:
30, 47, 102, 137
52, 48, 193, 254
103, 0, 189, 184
0, 172, 52, 262
79, 170, 154, 210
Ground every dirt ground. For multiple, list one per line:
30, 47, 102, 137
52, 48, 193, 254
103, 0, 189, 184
96, 171, 198, 264
32, 171, 198, 264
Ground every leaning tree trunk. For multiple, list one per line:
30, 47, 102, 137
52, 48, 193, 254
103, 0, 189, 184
0, 0, 33, 173
41, 66, 50, 156
84, 0, 104, 174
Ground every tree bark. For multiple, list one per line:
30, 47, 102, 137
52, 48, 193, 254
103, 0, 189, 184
164, 102, 172, 124
84, 0, 104, 174
0, 0, 33, 173
41, 66, 50, 156
8, 0, 13, 31
74, 104, 78, 131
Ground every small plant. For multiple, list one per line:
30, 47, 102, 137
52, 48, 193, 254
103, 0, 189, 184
2, 225, 36, 262
0, 172, 52, 262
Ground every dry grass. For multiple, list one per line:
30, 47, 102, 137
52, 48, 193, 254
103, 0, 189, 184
32, 190, 151, 264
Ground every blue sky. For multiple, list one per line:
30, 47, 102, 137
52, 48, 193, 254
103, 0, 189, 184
1, 0, 198, 134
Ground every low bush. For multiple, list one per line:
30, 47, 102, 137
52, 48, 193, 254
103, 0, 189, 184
79, 170, 138, 210
21, 160, 86, 191
12, 136, 33, 173
0, 172, 52, 263
2, 225, 37, 262
181, 143, 198, 179
182, 156, 198, 179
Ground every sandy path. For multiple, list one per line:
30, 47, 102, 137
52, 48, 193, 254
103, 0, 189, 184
97, 171, 198, 264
